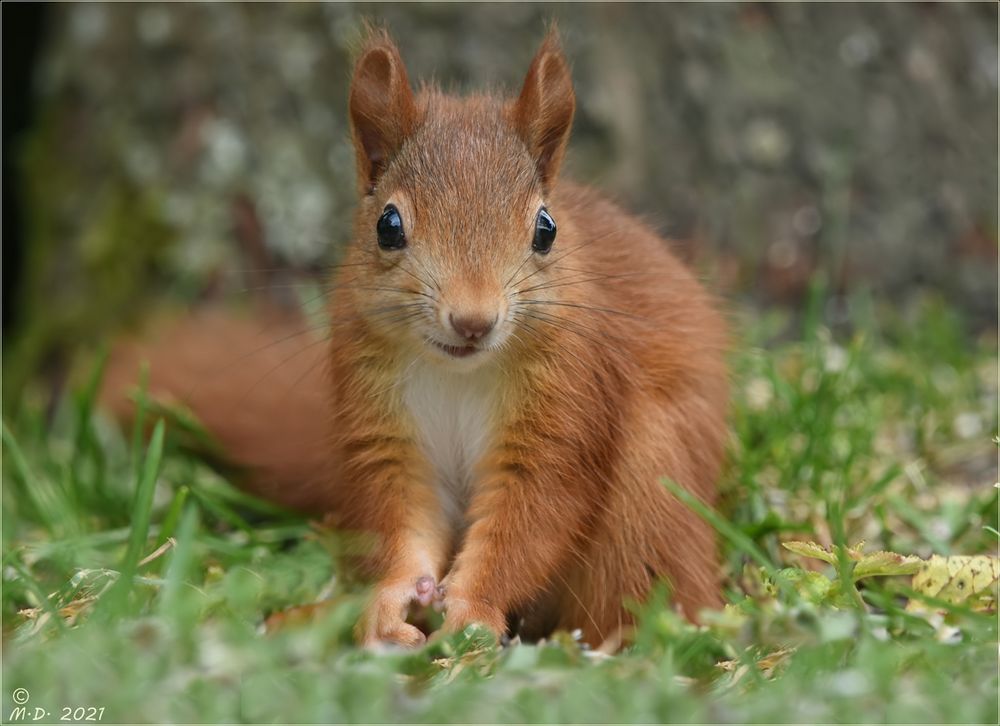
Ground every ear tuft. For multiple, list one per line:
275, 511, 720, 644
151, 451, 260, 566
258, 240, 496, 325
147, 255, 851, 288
349, 29, 418, 194
512, 29, 576, 189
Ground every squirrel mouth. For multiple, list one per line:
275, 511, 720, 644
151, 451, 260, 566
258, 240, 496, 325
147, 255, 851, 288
432, 341, 481, 358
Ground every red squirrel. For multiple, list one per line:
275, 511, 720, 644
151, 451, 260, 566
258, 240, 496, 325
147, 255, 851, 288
102, 29, 728, 648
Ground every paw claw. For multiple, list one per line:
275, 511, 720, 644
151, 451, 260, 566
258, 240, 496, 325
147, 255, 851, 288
415, 575, 436, 607
432, 583, 447, 611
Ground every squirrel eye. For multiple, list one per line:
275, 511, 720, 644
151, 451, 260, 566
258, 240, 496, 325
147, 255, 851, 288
532, 207, 556, 254
376, 204, 406, 250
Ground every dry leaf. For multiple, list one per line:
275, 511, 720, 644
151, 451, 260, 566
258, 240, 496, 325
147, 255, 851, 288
909, 555, 999, 612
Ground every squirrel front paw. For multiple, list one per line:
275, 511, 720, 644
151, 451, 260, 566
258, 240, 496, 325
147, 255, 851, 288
355, 575, 438, 649
434, 582, 506, 641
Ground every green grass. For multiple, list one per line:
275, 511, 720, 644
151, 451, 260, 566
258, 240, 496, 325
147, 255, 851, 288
2, 291, 997, 724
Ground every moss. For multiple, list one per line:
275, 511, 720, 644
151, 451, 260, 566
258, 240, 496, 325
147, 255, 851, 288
4, 103, 175, 413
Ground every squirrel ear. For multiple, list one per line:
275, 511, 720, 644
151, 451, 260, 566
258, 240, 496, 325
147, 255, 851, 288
512, 30, 575, 189
348, 31, 418, 194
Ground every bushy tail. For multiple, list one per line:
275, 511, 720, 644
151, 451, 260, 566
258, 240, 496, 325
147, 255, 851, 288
100, 308, 337, 513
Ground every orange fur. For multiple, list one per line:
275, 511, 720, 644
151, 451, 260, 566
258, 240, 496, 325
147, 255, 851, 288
103, 28, 728, 649
101, 309, 338, 513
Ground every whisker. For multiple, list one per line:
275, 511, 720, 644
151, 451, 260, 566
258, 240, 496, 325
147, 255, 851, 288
552, 568, 605, 645
516, 270, 663, 297
504, 250, 536, 290
514, 299, 643, 321
233, 261, 368, 275
506, 229, 619, 291
513, 270, 599, 295
513, 305, 628, 340
380, 285, 437, 302
406, 255, 443, 295
326, 283, 438, 302
183, 301, 428, 398
238, 283, 331, 293
235, 332, 335, 407
182, 321, 332, 400
395, 261, 439, 295
283, 337, 332, 395
354, 246, 441, 295
368, 347, 424, 400
232, 305, 429, 407
510, 316, 603, 372
513, 310, 623, 353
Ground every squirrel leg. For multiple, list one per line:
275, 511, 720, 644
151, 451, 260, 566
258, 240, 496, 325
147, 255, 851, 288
354, 521, 449, 649
335, 401, 449, 649
435, 432, 598, 641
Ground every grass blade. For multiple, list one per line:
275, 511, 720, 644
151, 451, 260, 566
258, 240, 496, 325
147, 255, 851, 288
156, 485, 189, 547
2, 421, 70, 534
661, 477, 778, 576
102, 419, 165, 615
130, 362, 151, 486
158, 503, 199, 620
660, 477, 799, 601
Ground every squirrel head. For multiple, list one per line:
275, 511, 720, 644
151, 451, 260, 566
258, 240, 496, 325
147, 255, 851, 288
345, 27, 576, 369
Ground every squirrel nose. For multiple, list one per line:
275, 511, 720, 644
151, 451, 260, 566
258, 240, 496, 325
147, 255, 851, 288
449, 312, 497, 340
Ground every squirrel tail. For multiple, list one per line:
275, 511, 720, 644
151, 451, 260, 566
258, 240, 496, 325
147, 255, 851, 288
100, 308, 337, 513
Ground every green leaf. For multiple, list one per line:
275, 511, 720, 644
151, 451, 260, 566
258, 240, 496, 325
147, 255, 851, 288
853, 551, 922, 580
771, 567, 835, 604
782, 540, 839, 565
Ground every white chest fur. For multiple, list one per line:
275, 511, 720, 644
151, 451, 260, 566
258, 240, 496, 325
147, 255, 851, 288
402, 362, 499, 529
